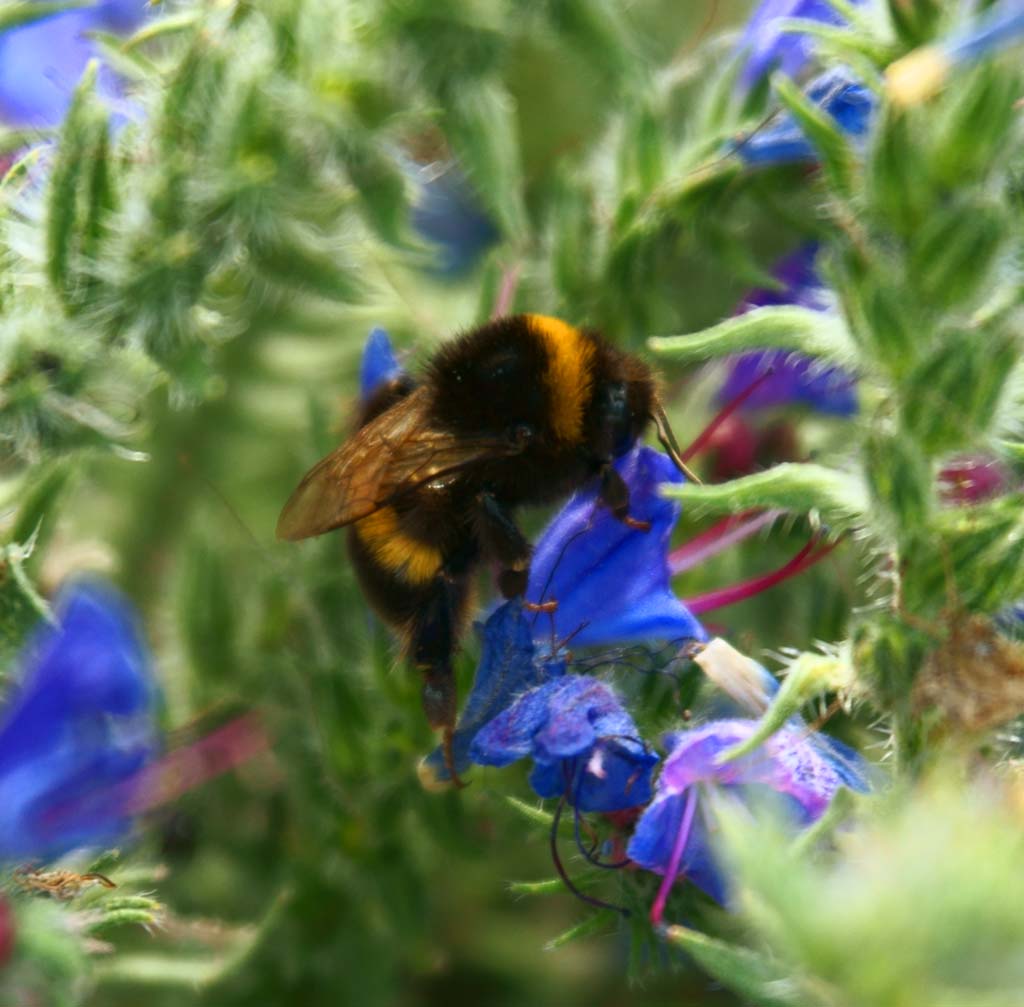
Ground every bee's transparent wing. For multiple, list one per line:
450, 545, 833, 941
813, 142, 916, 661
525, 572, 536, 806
276, 388, 517, 540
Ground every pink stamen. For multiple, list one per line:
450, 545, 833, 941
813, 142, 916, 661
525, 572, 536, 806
127, 714, 270, 813
685, 538, 839, 616
669, 509, 783, 575
681, 368, 776, 463
650, 786, 698, 927
491, 263, 521, 319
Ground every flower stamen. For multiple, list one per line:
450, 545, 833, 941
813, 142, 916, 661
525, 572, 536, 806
682, 367, 778, 463
685, 537, 840, 615
650, 786, 699, 928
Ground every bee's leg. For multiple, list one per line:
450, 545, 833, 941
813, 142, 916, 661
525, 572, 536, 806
598, 463, 651, 532
411, 577, 467, 789
476, 492, 557, 612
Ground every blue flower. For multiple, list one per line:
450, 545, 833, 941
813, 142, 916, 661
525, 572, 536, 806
360, 327, 407, 402
738, 0, 865, 90
887, 0, 1024, 106
736, 70, 875, 166
627, 718, 868, 919
0, 0, 148, 128
408, 160, 500, 277
470, 674, 657, 812
718, 245, 858, 416
525, 446, 707, 649
419, 600, 563, 789
0, 582, 156, 860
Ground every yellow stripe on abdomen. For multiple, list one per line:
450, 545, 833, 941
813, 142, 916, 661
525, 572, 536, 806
354, 506, 444, 585
525, 314, 594, 444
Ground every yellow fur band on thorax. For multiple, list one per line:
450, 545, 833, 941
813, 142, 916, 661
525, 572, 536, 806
525, 314, 594, 443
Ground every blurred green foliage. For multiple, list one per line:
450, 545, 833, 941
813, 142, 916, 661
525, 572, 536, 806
1, 0, 1024, 1004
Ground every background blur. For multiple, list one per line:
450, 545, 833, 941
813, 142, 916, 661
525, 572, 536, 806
1, 0, 870, 1003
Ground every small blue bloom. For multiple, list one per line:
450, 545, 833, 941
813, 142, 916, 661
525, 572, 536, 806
718, 245, 858, 416
944, 0, 1024, 65
0, 582, 156, 860
420, 601, 563, 788
470, 675, 658, 812
736, 70, 875, 166
360, 327, 407, 402
0, 0, 148, 128
409, 161, 500, 277
738, 0, 864, 90
627, 718, 868, 917
526, 446, 707, 649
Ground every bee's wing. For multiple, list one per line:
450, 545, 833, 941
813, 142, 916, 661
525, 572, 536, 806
276, 387, 515, 540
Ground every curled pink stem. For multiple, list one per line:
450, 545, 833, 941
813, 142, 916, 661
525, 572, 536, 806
669, 510, 783, 575
685, 539, 839, 615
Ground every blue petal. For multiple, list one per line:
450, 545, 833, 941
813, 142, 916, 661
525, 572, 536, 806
526, 446, 707, 648
738, 0, 861, 89
0, 582, 156, 860
359, 327, 406, 402
718, 246, 857, 416
409, 162, 500, 277
469, 677, 563, 768
573, 739, 657, 812
626, 791, 727, 904
423, 601, 553, 784
736, 71, 875, 166
527, 740, 657, 812
945, 1, 1024, 65
471, 675, 658, 811
0, 2, 147, 128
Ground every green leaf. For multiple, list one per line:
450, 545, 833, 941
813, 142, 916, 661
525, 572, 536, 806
716, 649, 853, 764
46, 59, 100, 308
544, 910, 616, 951
648, 306, 859, 371
121, 9, 199, 50
772, 73, 858, 198
662, 464, 870, 532
443, 82, 523, 242
662, 925, 810, 1007
504, 795, 553, 828
507, 878, 571, 896
0, 0, 92, 32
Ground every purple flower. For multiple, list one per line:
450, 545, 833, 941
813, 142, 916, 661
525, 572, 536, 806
419, 600, 563, 789
627, 718, 868, 920
470, 675, 657, 812
736, 70, 875, 166
525, 446, 707, 649
738, 0, 864, 90
0, 0, 148, 128
0, 582, 156, 860
408, 160, 500, 277
718, 244, 858, 416
360, 327, 406, 402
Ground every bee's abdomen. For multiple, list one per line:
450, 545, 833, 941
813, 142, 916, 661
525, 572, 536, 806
351, 505, 445, 586
346, 523, 475, 657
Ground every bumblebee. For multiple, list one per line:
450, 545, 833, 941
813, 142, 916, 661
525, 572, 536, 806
277, 314, 694, 785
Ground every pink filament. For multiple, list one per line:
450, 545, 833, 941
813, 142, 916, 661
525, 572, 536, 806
685, 539, 838, 615
127, 714, 270, 813
650, 786, 699, 927
669, 509, 782, 575
681, 368, 776, 463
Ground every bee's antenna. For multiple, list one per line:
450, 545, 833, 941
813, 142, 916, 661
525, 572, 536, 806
652, 403, 703, 485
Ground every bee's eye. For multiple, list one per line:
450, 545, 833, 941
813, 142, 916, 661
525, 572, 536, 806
508, 424, 534, 448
